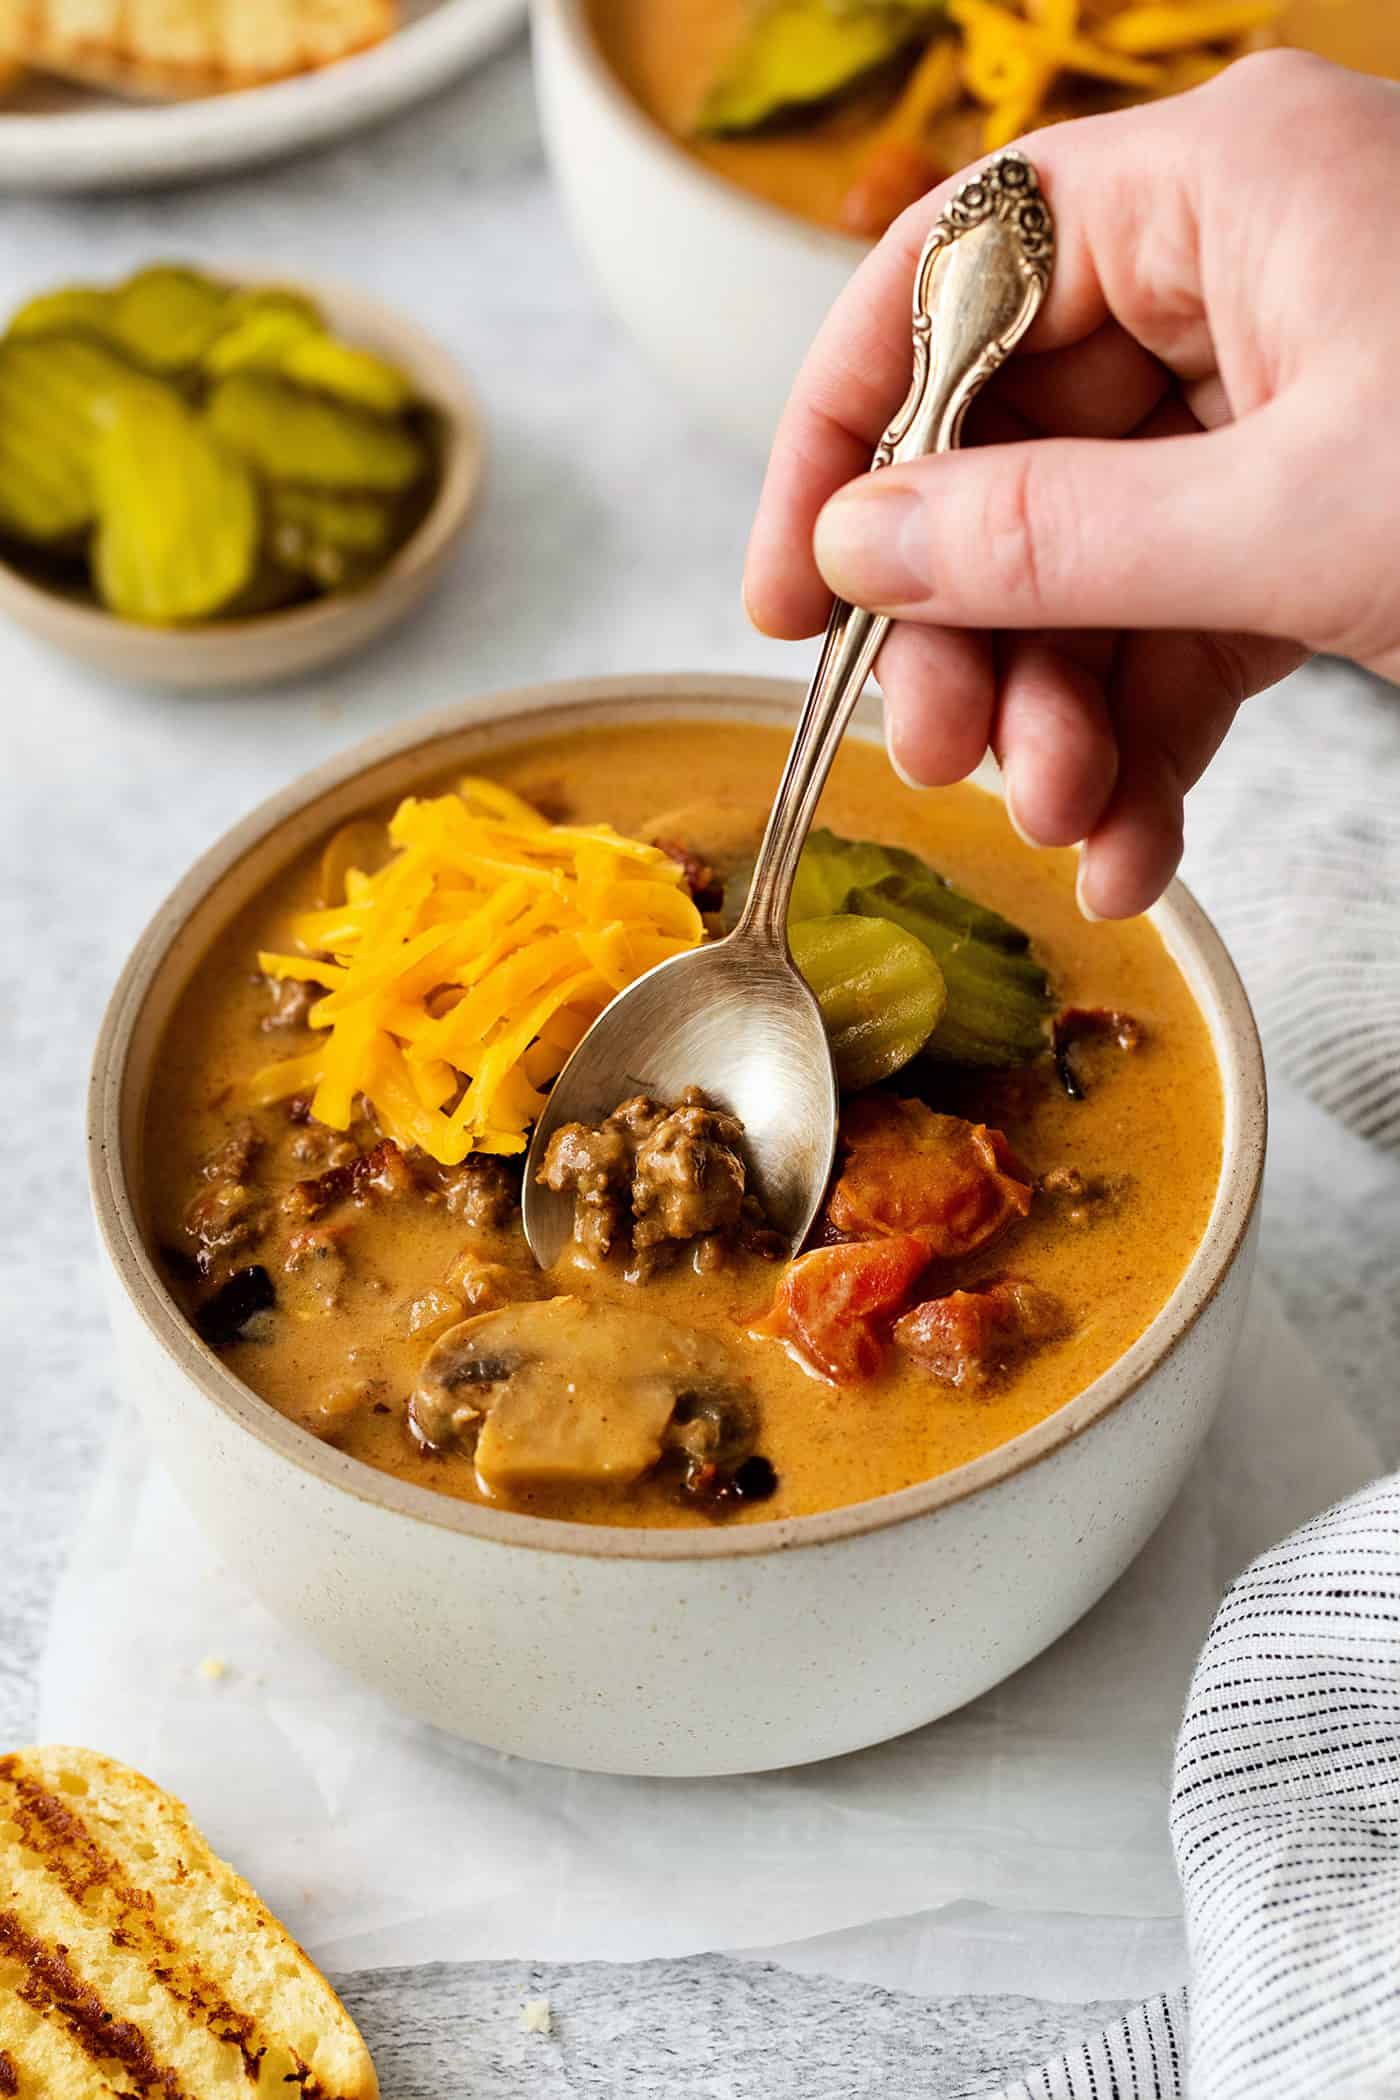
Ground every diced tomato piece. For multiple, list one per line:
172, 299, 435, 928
828, 1095, 1033, 1258
755, 1235, 929, 1385
893, 1278, 1066, 1393
839, 140, 945, 241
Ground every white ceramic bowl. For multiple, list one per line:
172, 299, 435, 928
0, 272, 484, 692
89, 674, 1265, 1777
532, 0, 862, 455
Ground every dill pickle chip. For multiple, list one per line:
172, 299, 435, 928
695, 0, 943, 135
111, 265, 232, 372
204, 305, 323, 379
790, 829, 1031, 949
6, 284, 115, 342
206, 372, 425, 492
269, 486, 395, 588
280, 333, 414, 415
272, 485, 393, 552
0, 335, 144, 543
790, 912, 946, 1092
222, 286, 324, 331
725, 828, 1033, 953
848, 880, 1052, 1066
92, 389, 258, 624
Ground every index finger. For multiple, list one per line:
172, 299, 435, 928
742, 95, 1194, 640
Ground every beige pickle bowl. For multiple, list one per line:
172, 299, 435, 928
532, 0, 864, 456
0, 274, 484, 693
88, 674, 1266, 1778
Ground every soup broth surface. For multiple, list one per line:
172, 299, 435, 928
588, 0, 1400, 234
147, 720, 1222, 1527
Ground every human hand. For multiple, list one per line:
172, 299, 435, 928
745, 51, 1400, 918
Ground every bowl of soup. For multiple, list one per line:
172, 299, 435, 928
533, 0, 1400, 453
89, 673, 1264, 1775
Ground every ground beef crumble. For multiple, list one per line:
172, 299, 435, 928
538, 1086, 777, 1278
652, 839, 722, 912
259, 975, 323, 1031
184, 1120, 269, 1277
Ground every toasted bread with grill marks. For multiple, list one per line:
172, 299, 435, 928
0, 1745, 377, 2099
0, 1, 396, 99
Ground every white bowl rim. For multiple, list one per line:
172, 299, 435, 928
533, 0, 869, 266
0, 266, 484, 657
88, 671, 1266, 1564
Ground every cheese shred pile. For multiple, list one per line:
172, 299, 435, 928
250, 778, 705, 1165
945, 0, 1283, 149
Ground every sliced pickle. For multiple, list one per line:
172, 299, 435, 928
280, 334, 414, 415
6, 284, 115, 342
110, 265, 233, 372
269, 486, 396, 587
848, 880, 1052, 1065
790, 912, 946, 1092
788, 829, 914, 919
91, 390, 259, 625
694, 0, 943, 136
204, 304, 323, 379
0, 336, 143, 543
725, 827, 1033, 953
723, 825, 1053, 1068
792, 828, 1031, 949
221, 285, 324, 331
206, 372, 426, 492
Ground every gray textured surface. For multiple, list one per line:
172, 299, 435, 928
333, 1957, 1125, 2099
2, 28, 1399, 2098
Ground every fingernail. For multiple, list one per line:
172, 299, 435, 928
1003, 779, 1040, 849
814, 480, 927, 606
883, 702, 928, 790
1075, 860, 1103, 923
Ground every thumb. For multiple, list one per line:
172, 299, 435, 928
812, 415, 1311, 641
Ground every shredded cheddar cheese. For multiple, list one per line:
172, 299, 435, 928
939, 0, 1281, 150
251, 778, 705, 1164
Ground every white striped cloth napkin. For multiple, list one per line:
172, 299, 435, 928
991, 1428, 1400, 2098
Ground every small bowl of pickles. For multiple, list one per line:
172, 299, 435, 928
0, 263, 484, 691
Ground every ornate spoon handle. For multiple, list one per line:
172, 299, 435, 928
734, 152, 1056, 949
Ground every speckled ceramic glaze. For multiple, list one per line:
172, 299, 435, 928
532, 0, 862, 455
89, 676, 1266, 1777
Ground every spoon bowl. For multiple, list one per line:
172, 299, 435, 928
523, 932, 838, 1268
524, 151, 1057, 1267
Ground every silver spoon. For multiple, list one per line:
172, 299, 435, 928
523, 151, 1056, 1268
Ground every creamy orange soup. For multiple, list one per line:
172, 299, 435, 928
145, 721, 1222, 1528
589, 0, 1400, 236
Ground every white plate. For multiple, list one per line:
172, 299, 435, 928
0, 0, 527, 191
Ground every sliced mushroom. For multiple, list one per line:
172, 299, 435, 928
409, 1297, 749, 1497
409, 1318, 524, 1457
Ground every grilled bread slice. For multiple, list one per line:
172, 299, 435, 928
0, 0, 397, 99
0, 1744, 377, 2099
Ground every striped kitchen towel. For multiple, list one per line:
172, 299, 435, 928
993, 1476, 1400, 2098
1184, 661, 1400, 1153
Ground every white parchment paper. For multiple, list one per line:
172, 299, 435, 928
38, 1249, 1379, 1990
